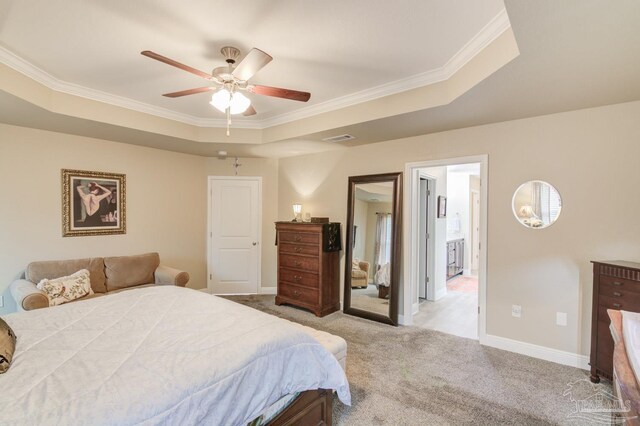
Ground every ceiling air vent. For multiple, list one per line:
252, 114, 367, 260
322, 134, 356, 143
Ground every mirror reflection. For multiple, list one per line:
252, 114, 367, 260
344, 172, 401, 325
350, 182, 394, 316
512, 180, 562, 229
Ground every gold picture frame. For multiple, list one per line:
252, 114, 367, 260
62, 169, 126, 237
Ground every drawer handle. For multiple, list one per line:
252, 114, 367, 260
294, 260, 302, 267
294, 235, 302, 242
613, 291, 622, 297
293, 290, 301, 297
612, 281, 622, 286
294, 275, 302, 282
613, 303, 621, 308
294, 247, 302, 253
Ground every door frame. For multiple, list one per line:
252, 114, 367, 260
207, 176, 262, 294
403, 155, 488, 343
470, 189, 480, 272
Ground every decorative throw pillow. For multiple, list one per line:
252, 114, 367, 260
36, 269, 93, 306
0, 318, 17, 374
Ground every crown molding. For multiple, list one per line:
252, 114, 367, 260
258, 9, 512, 127
0, 9, 510, 130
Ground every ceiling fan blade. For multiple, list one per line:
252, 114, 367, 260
248, 85, 311, 102
162, 87, 215, 98
141, 51, 212, 80
243, 105, 257, 116
232, 48, 273, 81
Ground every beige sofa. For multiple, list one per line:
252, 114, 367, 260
10, 252, 189, 311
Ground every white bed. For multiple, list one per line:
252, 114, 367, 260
0, 286, 350, 425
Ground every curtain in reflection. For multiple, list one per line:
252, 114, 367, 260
531, 181, 542, 218
374, 213, 392, 283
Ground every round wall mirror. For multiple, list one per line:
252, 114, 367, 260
512, 180, 562, 229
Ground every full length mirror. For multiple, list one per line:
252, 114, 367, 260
344, 172, 402, 325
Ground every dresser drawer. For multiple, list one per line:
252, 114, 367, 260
279, 231, 319, 245
599, 275, 640, 295
279, 242, 319, 256
279, 268, 319, 288
278, 283, 319, 306
599, 285, 640, 306
597, 296, 640, 320
280, 254, 319, 272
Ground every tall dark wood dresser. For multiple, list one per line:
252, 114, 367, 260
590, 260, 640, 383
275, 221, 341, 317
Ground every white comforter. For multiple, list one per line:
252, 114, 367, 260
0, 286, 350, 426
622, 310, 640, 385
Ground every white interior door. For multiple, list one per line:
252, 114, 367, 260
208, 177, 261, 294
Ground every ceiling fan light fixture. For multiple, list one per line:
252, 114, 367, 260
229, 91, 251, 115
210, 88, 231, 112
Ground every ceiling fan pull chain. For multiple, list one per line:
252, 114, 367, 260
226, 108, 231, 137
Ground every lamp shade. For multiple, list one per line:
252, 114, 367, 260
210, 88, 231, 112
518, 205, 536, 217
229, 91, 251, 115
292, 204, 302, 215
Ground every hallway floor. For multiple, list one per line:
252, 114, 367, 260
414, 275, 478, 339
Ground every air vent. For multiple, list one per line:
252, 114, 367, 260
322, 134, 356, 143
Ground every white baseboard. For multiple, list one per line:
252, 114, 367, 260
260, 287, 277, 295
412, 302, 420, 315
481, 334, 589, 370
197, 287, 210, 293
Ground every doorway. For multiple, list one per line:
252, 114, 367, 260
207, 177, 262, 294
403, 155, 487, 342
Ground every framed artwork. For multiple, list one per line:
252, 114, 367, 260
437, 195, 447, 218
62, 169, 126, 237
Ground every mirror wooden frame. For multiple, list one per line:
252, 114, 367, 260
343, 172, 402, 325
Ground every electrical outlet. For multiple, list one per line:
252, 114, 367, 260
512, 304, 522, 318
556, 312, 567, 326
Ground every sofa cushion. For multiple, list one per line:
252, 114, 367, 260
104, 253, 160, 292
26, 257, 107, 293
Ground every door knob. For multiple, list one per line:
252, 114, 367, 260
252, 242, 258, 246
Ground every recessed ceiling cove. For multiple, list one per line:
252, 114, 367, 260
0, 0, 507, 125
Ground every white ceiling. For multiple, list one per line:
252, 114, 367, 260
1, 0, 639, 158
0, 0, 505, 122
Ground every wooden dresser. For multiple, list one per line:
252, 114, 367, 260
275, 221, 341, 317
590, 260, 640, 383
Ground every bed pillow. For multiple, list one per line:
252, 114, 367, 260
36, 269, 93, 306
0, 318, 16, 374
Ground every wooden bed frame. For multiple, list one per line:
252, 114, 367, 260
608, 310, 640, 425
266, 389, 333, 426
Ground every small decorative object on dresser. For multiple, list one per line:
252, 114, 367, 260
275, 221, 341, 317
590, 260, 640, 383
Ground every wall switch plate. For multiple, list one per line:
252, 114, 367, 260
0, 295, 3, 308
556, 312, 567, 326
512, 304, 522, 318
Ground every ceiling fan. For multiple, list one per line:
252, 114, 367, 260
141, 46, 311, 119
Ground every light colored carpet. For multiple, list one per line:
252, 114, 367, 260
225, 295, 614, 425
351, 284, 389, 316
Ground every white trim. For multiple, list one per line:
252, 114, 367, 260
197, 287, 211, 293
0, 10, 510, 129
259, 287, 277, 295
261, 9, 511, 127
403, 155, 488, 344
482, 334, 590, 370
207, 176, 263, 294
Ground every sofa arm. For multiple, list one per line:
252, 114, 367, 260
10, 279, 49, 311
358, 261, 370, 274
154, 265, 190, 287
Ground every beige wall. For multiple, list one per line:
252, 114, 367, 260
0, 123, 208, 314
204, 157, 279, 290
277, 100, 640, 357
